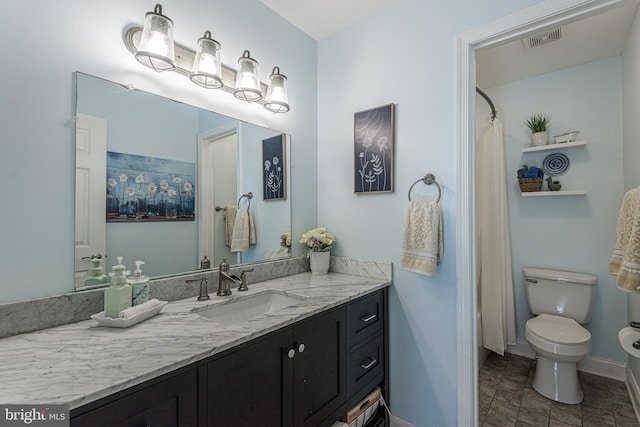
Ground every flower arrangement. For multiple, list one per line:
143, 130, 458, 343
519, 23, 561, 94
300, 227, 335, 257
280, 230, 291, 249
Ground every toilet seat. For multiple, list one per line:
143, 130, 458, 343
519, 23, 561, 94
526, 313, 591, 356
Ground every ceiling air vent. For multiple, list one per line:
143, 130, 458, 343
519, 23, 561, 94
523, 27, 563, 49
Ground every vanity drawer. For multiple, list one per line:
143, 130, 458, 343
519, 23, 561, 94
347, 290, 384, 346
348, 332, 384, 395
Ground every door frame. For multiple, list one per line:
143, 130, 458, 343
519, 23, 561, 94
455, 0, 637, 424
198, 122, 240, 265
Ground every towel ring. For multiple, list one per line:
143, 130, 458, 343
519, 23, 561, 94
408, 174, 441, 203
238, 192, 253, 209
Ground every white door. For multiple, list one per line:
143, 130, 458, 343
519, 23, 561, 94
75, 113, 107, 288
199, 125, 239, 267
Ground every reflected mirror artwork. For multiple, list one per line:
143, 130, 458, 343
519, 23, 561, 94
75, 72, 291, 289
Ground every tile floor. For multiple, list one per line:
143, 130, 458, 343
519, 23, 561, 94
479, 352, 639, 427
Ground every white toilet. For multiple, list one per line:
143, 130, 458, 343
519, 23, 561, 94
523, 267, 597, 404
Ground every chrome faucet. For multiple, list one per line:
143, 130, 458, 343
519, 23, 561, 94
217, 259, 241, 296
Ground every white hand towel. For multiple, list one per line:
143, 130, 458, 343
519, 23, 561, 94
119, 299, 164, 319
400, 201, 443, 276
230, 209, 256, 251
610, 187, 640, 292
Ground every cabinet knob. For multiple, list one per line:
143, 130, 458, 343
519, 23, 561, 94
360, 313, 377, 323
287, 348, 296, 359
298, 343, 305, 353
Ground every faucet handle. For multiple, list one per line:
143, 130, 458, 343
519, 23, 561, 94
238, 269, 253, 292
198, 277, 210, 301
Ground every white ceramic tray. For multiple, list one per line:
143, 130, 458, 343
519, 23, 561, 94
91, 301, 167, 328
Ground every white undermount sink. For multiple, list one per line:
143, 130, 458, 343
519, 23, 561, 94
193, 291, 305, 326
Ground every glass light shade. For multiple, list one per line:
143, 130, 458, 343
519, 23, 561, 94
264, 67, 290, 114
233, 50, 262, 102
189, 31, 223, 89
134, 4, 176, 72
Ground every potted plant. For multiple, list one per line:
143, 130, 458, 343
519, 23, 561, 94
524, 114, 550, 146
300, 227, 335, 274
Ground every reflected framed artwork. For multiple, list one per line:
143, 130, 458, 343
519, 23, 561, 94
106, 151, 195, 222
262, 134, 287, 201
354, 103, 395, 194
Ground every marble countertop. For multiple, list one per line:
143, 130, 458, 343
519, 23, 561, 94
0, 271, 390, 410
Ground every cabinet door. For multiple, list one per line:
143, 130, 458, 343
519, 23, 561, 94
293, 308, 347, 427
205, 330, 294, 427
71, 369, 197, 427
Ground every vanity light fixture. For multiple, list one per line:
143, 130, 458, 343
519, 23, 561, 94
125, 4, 290, 113
134, 4, 176, 72
264, 67, 290, 114
190, 31, 223, 89
233, 50, 263, 102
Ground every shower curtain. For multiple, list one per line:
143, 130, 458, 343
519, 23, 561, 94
476, 117, 516, 356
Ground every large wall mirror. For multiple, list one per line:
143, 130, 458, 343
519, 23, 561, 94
75, 72, 291, 288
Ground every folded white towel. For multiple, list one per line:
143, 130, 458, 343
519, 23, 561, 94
610, 187, 640, 292
119, 299, 164, 319
230, 209, 256, 252
400, 201, 443, 276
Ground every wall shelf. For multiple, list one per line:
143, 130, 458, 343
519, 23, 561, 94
521, 190, 587, 197
522, 140, 587, 153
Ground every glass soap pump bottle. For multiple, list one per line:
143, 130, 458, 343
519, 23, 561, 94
104, 256, 132, 318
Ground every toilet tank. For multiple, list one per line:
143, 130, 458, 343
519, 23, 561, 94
523, 267, 597, 324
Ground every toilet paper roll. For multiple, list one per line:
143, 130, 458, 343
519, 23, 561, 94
618, 327, 640, 358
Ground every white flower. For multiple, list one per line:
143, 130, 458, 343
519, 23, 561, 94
377, 136, 388, 151
273, 157, 279, 166
300, 227, 336, 256
136, 174, 144, 184
160, 181, 168, 191
167, 189, 176, 197
126, 186, 135, 196
184, 182, 193, 192
108, 178, 117, 187
173, 177, 182, 184
119, 174, 127, 183
362, 135, 373, 148
148, 183, 157, 193
264, 160, 271, 170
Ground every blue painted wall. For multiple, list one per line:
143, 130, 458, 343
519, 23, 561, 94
316, 0, 543, 425
484, 57, 627, 363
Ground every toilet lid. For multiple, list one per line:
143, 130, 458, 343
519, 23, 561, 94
526, 313, 591, 345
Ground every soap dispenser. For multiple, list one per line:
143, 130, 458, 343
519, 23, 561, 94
104, 256, 132, 318
84, 256, 110, 287
128, 261, 150, 306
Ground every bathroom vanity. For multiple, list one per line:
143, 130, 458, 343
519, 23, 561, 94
0, 265, 390, 427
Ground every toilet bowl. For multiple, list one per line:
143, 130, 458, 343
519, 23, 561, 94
523, 267, 597, 405
525, 313, 591, 404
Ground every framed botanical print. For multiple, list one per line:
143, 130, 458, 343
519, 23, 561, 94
354, 103, 395, 194
262, 134, 287, 201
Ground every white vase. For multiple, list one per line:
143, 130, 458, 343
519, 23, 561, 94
531, 131, 548, 146
310, 251, 330, 274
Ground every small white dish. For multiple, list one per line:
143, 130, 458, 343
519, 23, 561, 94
91, 301, 167, 328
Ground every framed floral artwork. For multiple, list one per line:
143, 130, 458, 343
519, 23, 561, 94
106, 151, 195, 222
354, 103, 395, 194
262, 134, 287, 201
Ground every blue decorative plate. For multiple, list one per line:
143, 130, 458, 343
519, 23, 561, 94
542, 153, 569, 175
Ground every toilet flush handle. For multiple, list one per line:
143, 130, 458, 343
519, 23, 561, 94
630, 321, 640, 329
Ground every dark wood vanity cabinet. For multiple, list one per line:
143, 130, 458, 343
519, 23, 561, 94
70, 288, 388, 427
203, 307, 347, 427
70, 368, 198, 427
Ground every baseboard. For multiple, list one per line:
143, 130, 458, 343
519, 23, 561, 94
626, 365, 640, 425
506, 339, 626, 380
390, 415, 417, 427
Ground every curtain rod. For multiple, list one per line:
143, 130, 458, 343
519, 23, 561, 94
476, 87, 497, 119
